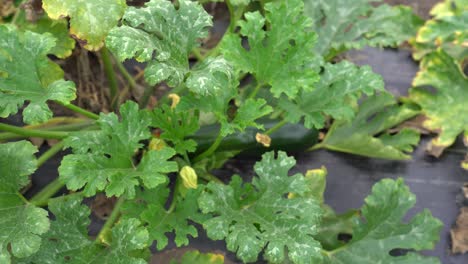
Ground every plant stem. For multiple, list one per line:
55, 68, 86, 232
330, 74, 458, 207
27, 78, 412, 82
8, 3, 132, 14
37, 141, 65, 167
248, 82, 263, 99
192, 48, 204, 61
198, 172, 223, 184
29, 178, 65, 207
167, 177, 180, 213
0, 123, 69, 139
56, 101, 99, 120
97, 197, 125, 245
193, 131, 224, 163
114, 59, 138, 93
226, 0, 237, 32
139, 85, 157, 109
307, 143, 325, 152
100, 46, 119, 110
265, 119, 287, 135
0, 121, 95, 141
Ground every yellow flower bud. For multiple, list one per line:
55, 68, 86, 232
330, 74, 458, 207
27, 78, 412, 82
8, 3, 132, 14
180, 166, 198, 189
168, 93, 180, 109
255, 133, 271, 147
148, 138, 166, 151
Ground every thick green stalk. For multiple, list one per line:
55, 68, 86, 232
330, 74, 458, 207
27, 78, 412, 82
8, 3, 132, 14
248, 82, 263, 99
97, 197, 125, 245
56, 101, 100, 120
37, 141, 65, 167
265, 119, 287, 135
139, 85, 157, 109
100, 46, 119, 110
0, 123, 69, 139
114, 59, 138, 93
193, 131, 224, 162
29, 178, 65, 207
0, 121, 95, 141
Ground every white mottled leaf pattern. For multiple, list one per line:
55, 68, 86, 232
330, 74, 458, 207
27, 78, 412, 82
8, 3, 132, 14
198, 151, 323, 263
107, 0, 224, 90
0, 26, 76, 124
42, 0, 127, 50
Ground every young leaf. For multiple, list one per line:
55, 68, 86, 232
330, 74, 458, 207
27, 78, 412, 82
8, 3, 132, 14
16, 14, 76, 59
42, 0, 127, 50
411, 0, 468, 60
170, 250, 224, 264
304, 0, 423, 58
121, 185, 208, 250
17, 195, 150, 264
0, 25, 76, 124
152, 104, 200, 154
324, 178, 442, 264
198, 151, 323, 264
221, 0, 319, 99
107, 0, 223, 90
409, 50, 468, 167
0, 141, 49, 263
279, 61, 384, 129
59, 101, 178, 198
224, 98, 273, 136
317, 92, 420, 160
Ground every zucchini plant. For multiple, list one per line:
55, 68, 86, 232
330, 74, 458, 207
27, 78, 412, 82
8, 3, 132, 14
0, 0, 447, 263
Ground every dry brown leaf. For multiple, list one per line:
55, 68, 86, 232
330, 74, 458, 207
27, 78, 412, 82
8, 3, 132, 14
91, 194, 117, 220
451, 207, 468, 254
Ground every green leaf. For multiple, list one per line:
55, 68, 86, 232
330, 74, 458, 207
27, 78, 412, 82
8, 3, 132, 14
318, 92, 420, 160
221, 0, 319, 99
18, 195, 150, 264
409, 50, 468, 167
0, 25, 76, 124
304, 0, 423, 58
106, 0, 215, 88
42, 0, 127, 50
289, 167, 359, 251
224, 98, 273, 136
186, 57, 235, 96
0, 141, 50, 263
152, 105, 199, 154
198, 151, 323, 264
325, 178, 442, 264
122, 185, 208, 250
59, 101, 178, 198
16, 13, 76, 59
279, 61, 384, 129
170, 250, 225, 264
411, 0, 468, 60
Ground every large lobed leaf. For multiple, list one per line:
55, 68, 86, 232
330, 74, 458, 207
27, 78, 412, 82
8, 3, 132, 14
318, 92, 420, 160
15, 13, 76, 59
304, 0, 423, 58
121, 185, 208, 250
411, 0, 468, 60
107, 0, 232, 94
0, 141, 49, 263
59, 101, 178, 198
409, 50, 468, 168
325, 178, 442, 263
198, 151, 323, 263
17, 195, 150, 264
42, 0, 127, 50
279, 61, 384, 129
221, 0, 319, 99
0, 25, 76, 124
